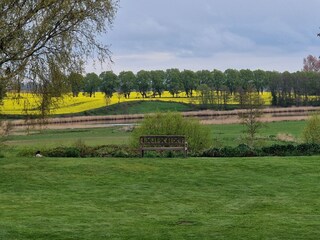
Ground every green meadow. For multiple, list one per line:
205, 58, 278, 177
3, 120, 306, 153
0, 156, 319, 240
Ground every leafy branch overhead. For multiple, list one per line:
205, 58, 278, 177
0, 0, 118, 94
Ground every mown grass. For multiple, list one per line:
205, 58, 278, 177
0, 156, 319, 239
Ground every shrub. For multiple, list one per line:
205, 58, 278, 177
73, 139, 94, 157
201, 143, 320, 157
17, 148, 39, 157
296, 143, 320, 155
261, 144, 296, 156
131, 112, 211, 153
44, 147, 81, 158
303, 114, 320, 144
93, 145, 137, 158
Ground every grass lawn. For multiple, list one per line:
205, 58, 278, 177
4, 127, 131, 152
81, 100, 198, 116
213, 120, 306, 146
4, 120, 307, 152
0, 156, 319, 239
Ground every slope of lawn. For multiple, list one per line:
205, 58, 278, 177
0, 156, 319, 239
78, 100, 199, 116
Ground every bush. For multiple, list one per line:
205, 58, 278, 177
261, 144, 296, 156
303, 114, 320, 144
17, 148, 39, 157
93, 145, 138, 158
44, 147, 81, 157
202, 144, 257, 157
296, 143, 320, 156
202, 143, 320, 157
131, 112, 211, 153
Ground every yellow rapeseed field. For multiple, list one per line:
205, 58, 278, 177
0, 91, 272, 115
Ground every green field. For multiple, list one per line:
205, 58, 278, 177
5, 127, 131, 149
81, 100, 199, 116
0, 156, 319, 239
3, 120, 307, 155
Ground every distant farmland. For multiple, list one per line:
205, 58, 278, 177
1, 91, 272, 115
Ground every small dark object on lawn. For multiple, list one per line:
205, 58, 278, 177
35, 151, 43, 157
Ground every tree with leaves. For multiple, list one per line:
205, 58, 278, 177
165, 69, 182, 97
68, 72, 84, 97
32, 61, 69, 118
224, 69, 239, 95
83, 73, 101, 97
150, 70, 165, 97
136, 70, 151, 98
253, 69, 267, 94
100, 71, 118, 99
0, 0, 118, 104
118, 71, 135, 98
212, 69, 225, 109
181, 70, 197, 97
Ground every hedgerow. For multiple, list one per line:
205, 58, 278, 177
201, 143, 320, 157
16, 143, 320, 158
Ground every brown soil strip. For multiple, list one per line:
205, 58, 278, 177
8, 106, 320, 131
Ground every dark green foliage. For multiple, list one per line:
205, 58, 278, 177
93, 145, 138, 158
15, 141, 320, 158
99, 71, 119, 98
296, 143, 320, 155
202, 143, 320, 157
201, 144, 257, 157
19, 145, 138, 158
45, 147, 81, 158
68, 72, 84, 97
261, 144, 296, 156
83, 73, 101, 97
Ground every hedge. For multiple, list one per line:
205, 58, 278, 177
18, 143, 320, 158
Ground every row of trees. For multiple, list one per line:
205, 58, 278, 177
58, 66, 320, 108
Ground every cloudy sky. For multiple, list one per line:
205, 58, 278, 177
86, 0, 320, 74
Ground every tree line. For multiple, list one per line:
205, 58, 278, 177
62, 67, 320, 108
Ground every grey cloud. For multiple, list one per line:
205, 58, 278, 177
99, 0, 320, 72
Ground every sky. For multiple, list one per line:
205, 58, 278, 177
86, 0, 320, 74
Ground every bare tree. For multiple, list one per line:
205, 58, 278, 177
238, 85, 265, 147
303, 55, 320, 72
